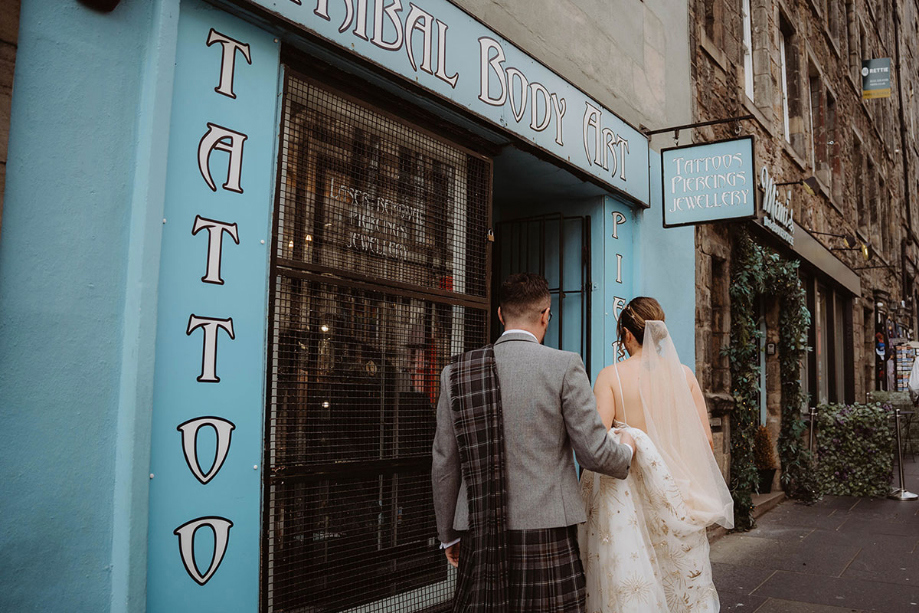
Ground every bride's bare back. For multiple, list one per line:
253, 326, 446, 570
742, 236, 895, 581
594, 354, 715, 450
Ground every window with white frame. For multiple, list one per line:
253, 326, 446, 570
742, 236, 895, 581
743, 0, 754, 100
780, 30, 791, 141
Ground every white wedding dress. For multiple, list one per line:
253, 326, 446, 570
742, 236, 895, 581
578, 322, 733, 612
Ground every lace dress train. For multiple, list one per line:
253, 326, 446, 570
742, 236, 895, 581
578, 427, 719, 613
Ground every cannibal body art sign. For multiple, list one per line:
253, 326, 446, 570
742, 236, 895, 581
242, 0, 651, 205
147, 2, 278, 610
661, 136, 755, 228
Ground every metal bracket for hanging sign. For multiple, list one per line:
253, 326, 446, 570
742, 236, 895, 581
641, 114, 755, 137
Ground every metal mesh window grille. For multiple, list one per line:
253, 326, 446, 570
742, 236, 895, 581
265, 72, 491, 613
274, 73, 490, 298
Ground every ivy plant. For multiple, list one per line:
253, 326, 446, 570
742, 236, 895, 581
726, 229, 816, 530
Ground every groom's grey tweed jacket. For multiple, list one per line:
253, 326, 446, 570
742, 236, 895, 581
432, 332, 633, 544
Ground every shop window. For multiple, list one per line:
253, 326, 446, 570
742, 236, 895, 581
832, 294, 848, 403
742, 0, 754, 100
264, 72, 492, 613
807, 278, 854, 406
864, 306, 876, 393
815, 284, 830, 405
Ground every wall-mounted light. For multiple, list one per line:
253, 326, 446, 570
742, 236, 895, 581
79, 0, 121, 12
809, 229, 872, 261
776, 176, 820, 196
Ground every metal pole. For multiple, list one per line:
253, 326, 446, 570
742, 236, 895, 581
889, 407, 918, 501
808, 407, 816, 451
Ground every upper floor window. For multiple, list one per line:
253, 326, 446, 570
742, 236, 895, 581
853, 135, 866, 235
742, 0, 754, 100
780, 28, 792, 141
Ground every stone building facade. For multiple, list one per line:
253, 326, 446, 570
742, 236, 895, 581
0, 0, 20, 234
689, 0, 919, 484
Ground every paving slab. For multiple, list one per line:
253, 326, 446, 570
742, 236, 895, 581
800, 525, 918, 553
751, 569, 919, 612
712, 562, 776, 596
843, 497, 919, 522
744, 522, 815, 541
756, 504, 849, 531
842, 544, 919, 588
718, 592, 769, 612
710, 533, 861, 577
753, 598, 865, 612
834, 515, 919, 538
814, 496, 862, 512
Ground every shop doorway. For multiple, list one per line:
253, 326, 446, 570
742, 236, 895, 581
493, 214, 592, 372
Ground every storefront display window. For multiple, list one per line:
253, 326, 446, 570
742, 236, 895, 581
264, 72, 491, 612
804, 274, 854, 406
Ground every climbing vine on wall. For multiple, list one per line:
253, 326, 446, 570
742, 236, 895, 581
725, 229, 817, 530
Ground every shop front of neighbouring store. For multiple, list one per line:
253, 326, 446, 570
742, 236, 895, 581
132, 1, 694, 611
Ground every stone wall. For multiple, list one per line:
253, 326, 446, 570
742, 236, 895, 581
0, 0, 19, 236
453, 0, 692, 139
690, 0, 919, 479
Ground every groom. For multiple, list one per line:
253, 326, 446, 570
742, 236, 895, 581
432, 273, 636, 612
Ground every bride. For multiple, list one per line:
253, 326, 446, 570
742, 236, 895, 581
579, 297, 734, 612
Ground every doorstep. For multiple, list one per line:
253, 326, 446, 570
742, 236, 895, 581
707, 490, 786, 544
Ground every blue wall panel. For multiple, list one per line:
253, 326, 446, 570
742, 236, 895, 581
635, 149, 696, 367
145, 2, 279, 610
0, 1, 175, 611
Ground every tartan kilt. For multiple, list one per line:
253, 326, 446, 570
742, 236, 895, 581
458, 526, 586, 613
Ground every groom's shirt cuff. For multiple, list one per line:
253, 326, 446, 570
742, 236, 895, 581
440, 537, 461, 549
623, 444, 634, 464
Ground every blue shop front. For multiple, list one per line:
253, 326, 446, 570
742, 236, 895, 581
0, 1, 695, 611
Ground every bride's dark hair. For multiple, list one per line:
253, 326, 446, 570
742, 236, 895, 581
617, 296, 666, 359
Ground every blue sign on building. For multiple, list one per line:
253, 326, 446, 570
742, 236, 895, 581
235, 0, 651, 207
661, 136, 756, 228
146, 1, 279, 610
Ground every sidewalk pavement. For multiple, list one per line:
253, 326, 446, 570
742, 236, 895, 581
711, 458, 919, 613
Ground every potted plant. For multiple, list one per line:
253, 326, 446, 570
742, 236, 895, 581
753, 424, 779, 494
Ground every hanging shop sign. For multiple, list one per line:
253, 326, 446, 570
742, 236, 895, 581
239, 0, 650, 206
862, 58, 892, 99
660, 136, 755, 228
758, 166, 795, 247
146, 1, 278, 610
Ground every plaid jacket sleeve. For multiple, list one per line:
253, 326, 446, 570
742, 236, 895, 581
561, 353, 631, 479
432, 365, 464, 544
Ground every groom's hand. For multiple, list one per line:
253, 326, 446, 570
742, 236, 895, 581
618, 431, 636, 462
445, 542, 460, 568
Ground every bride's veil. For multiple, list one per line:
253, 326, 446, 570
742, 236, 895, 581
637, 321, 734, 529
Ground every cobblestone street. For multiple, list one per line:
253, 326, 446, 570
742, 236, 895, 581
713, 460, 919, 612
